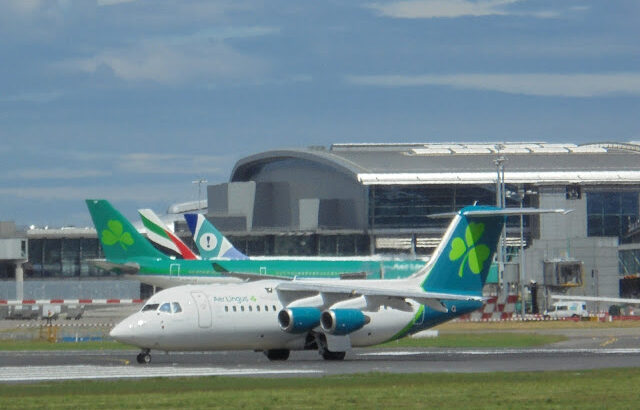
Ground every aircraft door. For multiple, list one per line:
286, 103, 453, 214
170, 263, 180, 277
190, 291, 212, 328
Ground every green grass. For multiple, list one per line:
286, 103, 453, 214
0, 340, 134, 351
379, 332, 566, 348
0, 369, 638, 409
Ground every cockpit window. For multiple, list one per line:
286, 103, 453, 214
172, 302, 182, 313
142, 303, 159, 312
159, 303, 172, 313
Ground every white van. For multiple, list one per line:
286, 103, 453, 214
544, 301, 588, 319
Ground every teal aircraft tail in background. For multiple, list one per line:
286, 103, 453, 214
184, 213, 248, 260
86, 199, 168, 261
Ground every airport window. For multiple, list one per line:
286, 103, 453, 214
172, 302, 182, 313
142, 303, 159, 312
159, 303, 172, 313
587, 192, 639, 237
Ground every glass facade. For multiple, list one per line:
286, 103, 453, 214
228, 234, 371, 256
27, 238, 107, 278
369, 184, 526, 229
587, 192, 639, 237
619, 249, 640, 276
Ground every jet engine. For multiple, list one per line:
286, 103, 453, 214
278, 307, 321, 333
320, 309, 370, 336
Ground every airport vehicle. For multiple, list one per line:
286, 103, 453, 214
110, 205, 566, 363
87, 200, 427, 288
543, 300, 589, 319
138, 208, 199, 260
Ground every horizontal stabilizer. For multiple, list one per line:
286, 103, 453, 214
87, 259, 140, 274
429, 208, 571, 218
220, 271, 294, 282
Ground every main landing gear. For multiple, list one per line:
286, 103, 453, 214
136, 349, 151, 364
264, 349, 290, 361
316, 333, 346, 361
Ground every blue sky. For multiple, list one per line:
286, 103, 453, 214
1, 0, 639, 227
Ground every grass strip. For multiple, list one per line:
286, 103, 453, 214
0, 368, 638, 409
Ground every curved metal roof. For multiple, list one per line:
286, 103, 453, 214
231, 142, 640, 185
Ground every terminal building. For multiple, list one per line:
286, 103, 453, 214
3, 141, 640, 312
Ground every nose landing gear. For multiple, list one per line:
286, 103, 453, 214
136, 349, 151, 364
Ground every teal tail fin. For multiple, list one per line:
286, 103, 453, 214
86, 199, 168, 261
419, 205, 505, 295
184, 213, 248, 260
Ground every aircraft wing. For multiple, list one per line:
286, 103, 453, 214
551, 294, 640, 304
276, 281, 484, 313
86, 259, 140, 274
220, 271, 294, 281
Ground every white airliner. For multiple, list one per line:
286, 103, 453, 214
110, 205, 567, 363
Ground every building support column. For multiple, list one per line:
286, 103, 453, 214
15, 261, 24, 301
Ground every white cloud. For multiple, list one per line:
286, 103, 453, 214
0, 91, 63, 103
369, 0, 518, 19
117, 153, 230, 175
368, 0, 560, 19
0, 183, 191, 202
57, 40, 268, 85
4, 168, 110, 180
97, 0, 137, 6
346, 72, 640, 97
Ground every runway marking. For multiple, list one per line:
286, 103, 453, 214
600, 337, 617, 347
0, 365, 323, 382
359, 347, 640, 356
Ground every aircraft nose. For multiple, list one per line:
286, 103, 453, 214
110, 317, 142, 346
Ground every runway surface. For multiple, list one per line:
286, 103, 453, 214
2, 325, 640, 382
3, 346, 640, 382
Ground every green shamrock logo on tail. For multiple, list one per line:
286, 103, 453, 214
102, 220, 134, 250
449, 222, 490, 277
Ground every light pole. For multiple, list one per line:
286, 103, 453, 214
494, 154, 506, 293
192, 178, 208, 211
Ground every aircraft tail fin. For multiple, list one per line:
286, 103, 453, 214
85, 199, 168, 261
416, 206, 568, 295
184, 213, 248, 260
138, 209, 200, 260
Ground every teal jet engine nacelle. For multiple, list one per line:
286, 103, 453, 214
278, 307, 322, 333
320, 309, 371, 336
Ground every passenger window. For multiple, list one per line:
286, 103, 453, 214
225, 306, 229, 312
159, 303, 172, 313
142, 303, 159, 312
256, 305, 261, 312
232, 306, 237, 312
241, 306, 245, 312
248, 306, 252, 312
272, 305, 276, 311
172, 302, 182, 313
264, 305, 268, 311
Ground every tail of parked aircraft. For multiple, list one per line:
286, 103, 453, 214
184, 213, 248, 260
138, 209, 200, 260
414, 206, 568, 295
86, 199, 168, 261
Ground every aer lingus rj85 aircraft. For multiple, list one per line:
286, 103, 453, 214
86, 200, 426, 288
110, 206, 567, 364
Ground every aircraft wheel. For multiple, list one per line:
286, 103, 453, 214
322, 350, 346, 361
136, 350, 152, 364
264, 349, 290, 361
